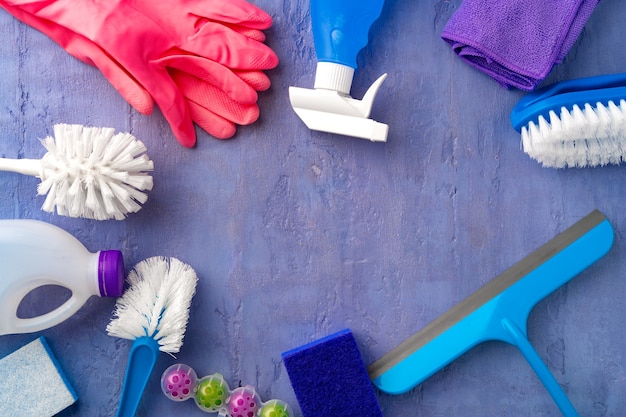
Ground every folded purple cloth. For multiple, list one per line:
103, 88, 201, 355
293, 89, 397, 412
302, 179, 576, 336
441, 0, 600, 91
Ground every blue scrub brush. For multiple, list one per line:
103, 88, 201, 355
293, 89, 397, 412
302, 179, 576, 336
106, 256, 198, 417
510, 72, 626, 168
0, 123, 153, 219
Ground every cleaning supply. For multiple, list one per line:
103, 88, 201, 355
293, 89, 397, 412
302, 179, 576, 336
289, 0, 389, 142
0, 337, 77, 416
0, 219, 124, 336
161, 363, 293, 416
0, 124, 153, 220
368, 210, 614, 416
106, 256, 198, 417
282, 328, 383, 417
441, 0, 600, 91
510, 72, 626, 167
0, 0, 279, 146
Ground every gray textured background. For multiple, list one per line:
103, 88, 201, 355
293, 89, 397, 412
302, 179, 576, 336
1, 1, 625, 416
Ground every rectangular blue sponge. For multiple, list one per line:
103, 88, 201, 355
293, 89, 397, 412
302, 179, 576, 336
0, 337, 77, 416
281, 328, 383, 417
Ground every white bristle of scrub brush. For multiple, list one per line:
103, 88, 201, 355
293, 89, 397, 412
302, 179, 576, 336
106, 256, 198, 354
520, 100, 626, 168
0, 124, 154, 220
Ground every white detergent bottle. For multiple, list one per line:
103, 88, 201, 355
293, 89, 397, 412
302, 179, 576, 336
0, 219, 125, 335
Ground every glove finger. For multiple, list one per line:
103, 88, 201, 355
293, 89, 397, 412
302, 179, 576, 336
222, 24, 266, 43
158, 54, 258, 104
233, 70, 271, 92
187, 0, 273, 30
134, 0, 272, 31
192, 18, 267, 43
138, 68, 197, 147
188, 21, 278, 70
0, 0, 50, 15
172, 70, 259, 126
187, 100, 236, 140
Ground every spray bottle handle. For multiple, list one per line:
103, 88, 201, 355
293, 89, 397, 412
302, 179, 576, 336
0, 284, 89, 335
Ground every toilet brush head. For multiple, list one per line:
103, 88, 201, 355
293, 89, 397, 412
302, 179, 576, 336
37, 123, 154, 220
106, 256, 198, 416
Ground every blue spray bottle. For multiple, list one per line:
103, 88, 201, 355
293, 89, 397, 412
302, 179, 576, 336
289, 0, 388, 142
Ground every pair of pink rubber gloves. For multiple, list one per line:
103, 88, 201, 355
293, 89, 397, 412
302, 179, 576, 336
0, 0, 279, 147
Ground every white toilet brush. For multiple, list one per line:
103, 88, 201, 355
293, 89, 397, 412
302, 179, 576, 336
0, 124, 154, 220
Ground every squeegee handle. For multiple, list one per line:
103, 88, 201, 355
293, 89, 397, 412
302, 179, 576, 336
502, 319, 579, 417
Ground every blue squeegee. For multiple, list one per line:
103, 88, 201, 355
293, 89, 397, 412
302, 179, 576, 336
367, 209, 614, 417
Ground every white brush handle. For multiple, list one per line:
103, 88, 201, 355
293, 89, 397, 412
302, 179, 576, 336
0, 158, 42, 177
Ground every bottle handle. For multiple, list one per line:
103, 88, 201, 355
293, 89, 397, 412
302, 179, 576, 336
1, 287, 88, 335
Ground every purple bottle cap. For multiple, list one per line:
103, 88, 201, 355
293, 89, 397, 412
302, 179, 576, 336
98, 250, 125, 297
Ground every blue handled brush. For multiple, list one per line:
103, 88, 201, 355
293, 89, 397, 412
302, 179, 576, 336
510, 73, 626, 168
368, 210, 614, 417
106, 257, 198, 417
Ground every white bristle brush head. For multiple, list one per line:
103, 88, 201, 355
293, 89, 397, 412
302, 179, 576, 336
106, 257, 198, 354
37, 124, 154, 220
520, 99, 626, 168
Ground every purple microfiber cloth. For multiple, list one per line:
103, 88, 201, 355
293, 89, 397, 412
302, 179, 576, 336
282, 329, 383, 417
441, 0, 600, 91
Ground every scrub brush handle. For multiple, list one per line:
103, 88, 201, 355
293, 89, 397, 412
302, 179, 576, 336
515, 72, 626, 109
116, 336, 160, 417
0, 158, 41, 177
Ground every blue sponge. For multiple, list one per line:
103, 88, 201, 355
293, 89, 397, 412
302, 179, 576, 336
281, 329, 383, 417
0, 337, 77, 416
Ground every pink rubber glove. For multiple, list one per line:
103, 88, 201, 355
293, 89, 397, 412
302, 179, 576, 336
0, 1, 154, 115
173, 70, 258, 139
3, 0, 278, 147
173, 68, 274, 139
1, 1, 274, 140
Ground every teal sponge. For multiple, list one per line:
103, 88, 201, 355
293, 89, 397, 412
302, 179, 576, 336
282, 329, 383, 417
0, 337, 77, 416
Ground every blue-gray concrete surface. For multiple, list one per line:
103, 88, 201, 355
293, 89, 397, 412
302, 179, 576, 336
1, 1, 625, 416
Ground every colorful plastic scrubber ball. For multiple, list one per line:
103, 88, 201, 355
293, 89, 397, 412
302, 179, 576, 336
161, 363, 197, 402
195, 373, 230, 413
259, 399, 292, 417
160, 363, 294, 416
227, 386, 261, 417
